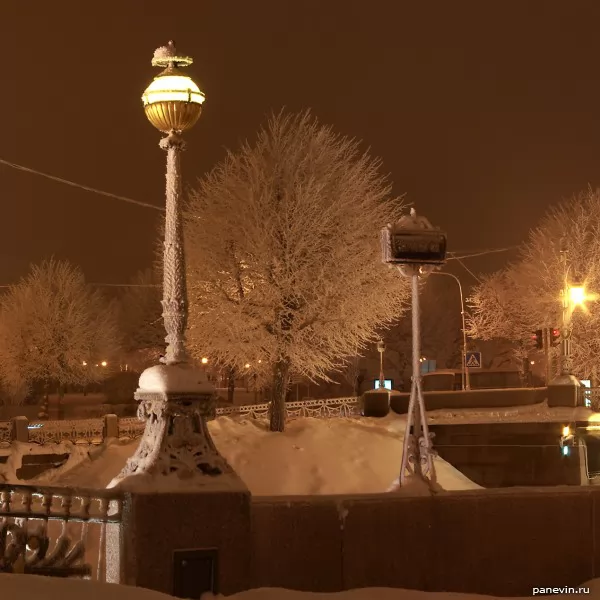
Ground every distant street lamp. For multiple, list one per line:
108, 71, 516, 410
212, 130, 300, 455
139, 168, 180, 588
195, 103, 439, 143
559, 278, 586, 376
569, 286, 585, 306
429, 271, 470, 391
109, 42, 231, 490
558, 239, 591, 378
201, 357, 208, 364
101, 361, 107, 367
376, 340, 386, 389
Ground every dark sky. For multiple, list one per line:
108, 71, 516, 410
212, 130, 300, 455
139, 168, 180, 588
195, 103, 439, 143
4, 1, 600, 286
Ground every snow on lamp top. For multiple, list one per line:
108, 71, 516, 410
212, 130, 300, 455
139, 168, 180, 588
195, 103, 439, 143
381, 207, 447, 266
151, 40, 194, 68
138, 363, 215, 394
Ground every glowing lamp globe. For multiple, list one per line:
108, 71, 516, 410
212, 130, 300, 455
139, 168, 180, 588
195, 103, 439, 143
569, 285, 585, 306
142, 41, 205, 134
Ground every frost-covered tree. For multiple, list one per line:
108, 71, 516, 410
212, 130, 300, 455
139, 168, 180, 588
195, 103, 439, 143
0, 259, 120, 400
117, 268, 163, 369
467, 269, 532, 364
185, 111, 409, 431
467, 187, 600, 381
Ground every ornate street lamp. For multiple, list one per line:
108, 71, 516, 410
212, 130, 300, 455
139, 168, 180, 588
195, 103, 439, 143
381, 208, 447, 489
109, 42, 232, 490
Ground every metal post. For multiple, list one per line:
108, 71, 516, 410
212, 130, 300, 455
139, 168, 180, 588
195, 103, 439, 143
160, 131, 189, 365
429, 271, 470, 390
544, 327, 551, 385
377, 340, 385, 388
399, 270, 437, 486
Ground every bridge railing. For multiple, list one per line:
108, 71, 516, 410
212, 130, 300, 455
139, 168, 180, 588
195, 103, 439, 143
0, 397, 361, 446
0, 483, 122, 580
581, 387, 600, 411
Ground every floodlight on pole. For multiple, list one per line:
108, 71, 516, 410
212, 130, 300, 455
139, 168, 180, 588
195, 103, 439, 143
381, 207, 447, 491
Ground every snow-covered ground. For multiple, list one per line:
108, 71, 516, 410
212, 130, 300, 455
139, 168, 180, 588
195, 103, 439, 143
18, 414, 479, 493
2, 574, 598, 600
3, 402, 593, 492
423, 402, 594, 424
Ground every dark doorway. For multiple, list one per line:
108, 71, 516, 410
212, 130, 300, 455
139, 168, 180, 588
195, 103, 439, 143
172, 548, 218, 599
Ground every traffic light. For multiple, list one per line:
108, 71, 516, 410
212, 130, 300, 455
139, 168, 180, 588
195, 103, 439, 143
550, 328, 561, 347
531, 330, 543, 350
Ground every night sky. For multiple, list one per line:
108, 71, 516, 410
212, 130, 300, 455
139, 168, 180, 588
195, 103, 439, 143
4, 1, 600, 286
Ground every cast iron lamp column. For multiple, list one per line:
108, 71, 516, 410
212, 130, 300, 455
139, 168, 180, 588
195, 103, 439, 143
109, 42, 232, 489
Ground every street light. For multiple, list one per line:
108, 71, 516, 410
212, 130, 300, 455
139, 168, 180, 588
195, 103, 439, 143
381, 208, 447, 489
143, 41, 205, 364
428, 271, 470, 391
569, 285, 585, 306
109, 42, 231, 490
201, 357, 208, 365
376, 340, 385, 389
101, 361, 107, 367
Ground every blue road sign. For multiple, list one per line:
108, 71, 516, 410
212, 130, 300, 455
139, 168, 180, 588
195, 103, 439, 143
465, 351, 482, 368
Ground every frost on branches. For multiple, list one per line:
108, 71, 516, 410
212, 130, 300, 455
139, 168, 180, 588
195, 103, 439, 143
0, 259, 120, 402
185, 111, 409, 431
467, 187, 600, 381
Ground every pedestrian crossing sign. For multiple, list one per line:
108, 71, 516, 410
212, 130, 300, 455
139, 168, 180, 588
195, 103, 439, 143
465, 351, 482, 368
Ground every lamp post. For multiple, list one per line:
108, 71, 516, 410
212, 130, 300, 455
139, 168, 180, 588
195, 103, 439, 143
377, 340, 386, 389
381, 208, 447, 489
558, 243, 586, 377
429, 271, 470, 390
109, 42, 232, 490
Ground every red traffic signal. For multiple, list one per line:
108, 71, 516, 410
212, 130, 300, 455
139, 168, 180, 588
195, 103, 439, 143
551, 328, 561, 346
531, 330, 543, 350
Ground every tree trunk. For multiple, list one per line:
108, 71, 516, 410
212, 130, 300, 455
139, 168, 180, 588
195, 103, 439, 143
269, 358, 290, 432
227, 365, 236, 403
354, 373, 364, 398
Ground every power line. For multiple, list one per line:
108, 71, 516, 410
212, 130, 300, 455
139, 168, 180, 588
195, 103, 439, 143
447, 246, 519, 260
0, 157, 165, 212
0, 283, 160, 288
455, 256, 483, 284
89, 283, 161, 288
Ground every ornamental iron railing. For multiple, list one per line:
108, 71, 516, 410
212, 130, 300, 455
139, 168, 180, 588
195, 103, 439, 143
0, 421, 11, 448
27, 419, 105, 446
0, 397, 361, 447
0, 483, 122, 580
215, 397, 360, 420
116, 416, 146, 441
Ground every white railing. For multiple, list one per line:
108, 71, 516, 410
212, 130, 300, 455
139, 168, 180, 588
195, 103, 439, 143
0, 483, 122, 580
215, 397, 360, 420
117, 417, 146, 441
0, 397, 361, 446
0, 420, 11, 448
27, 418, 105, 446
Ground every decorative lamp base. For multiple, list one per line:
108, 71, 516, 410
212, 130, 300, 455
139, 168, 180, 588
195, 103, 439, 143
108, 365, 239, 492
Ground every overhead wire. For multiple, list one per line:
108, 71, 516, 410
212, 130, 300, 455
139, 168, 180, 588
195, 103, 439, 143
447, 246, 519, 260
0, 157, 164, 212
0, 156, 523, 290
455, 256, 483, 284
